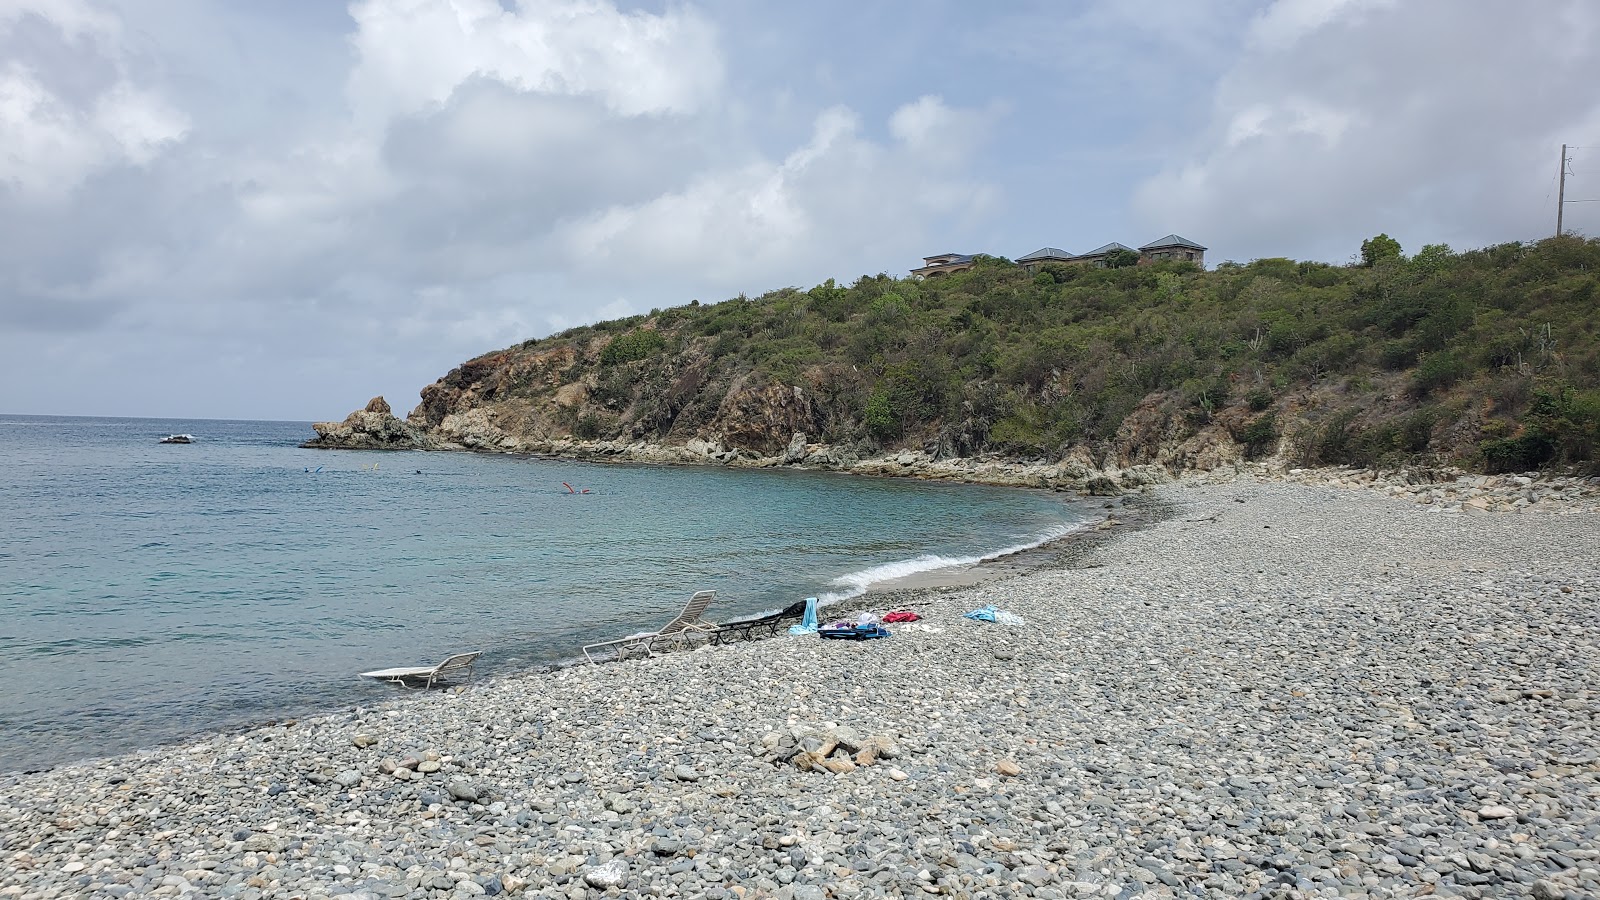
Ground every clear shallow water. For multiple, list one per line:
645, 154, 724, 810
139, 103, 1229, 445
0, 415, 1092, 772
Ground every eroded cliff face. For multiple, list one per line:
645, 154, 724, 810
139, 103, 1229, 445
302, 365, 1266, 496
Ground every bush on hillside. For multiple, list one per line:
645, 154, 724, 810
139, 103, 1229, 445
600, 329, 665, 365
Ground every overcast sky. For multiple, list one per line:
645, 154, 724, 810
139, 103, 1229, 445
3, 0, 1598, 421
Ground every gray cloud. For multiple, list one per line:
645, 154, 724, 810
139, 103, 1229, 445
1, 0, 1596, 420
1133, 0, 1600, 262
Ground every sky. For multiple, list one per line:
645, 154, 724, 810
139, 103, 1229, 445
2, 0, 1598, 421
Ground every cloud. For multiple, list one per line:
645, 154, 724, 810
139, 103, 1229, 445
559, 97, 996, 290
344, 0, 722, 124
0, 0, 1006, 419
0, 4, 187, 199
1247, 0, 1394, 48
1133, 0, 1600, 262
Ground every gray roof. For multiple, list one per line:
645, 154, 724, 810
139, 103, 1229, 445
921, 253, 974, 263
1139, 234, 1206, 251
1083, 242, 1135, 256
1017, 247, 1075, 262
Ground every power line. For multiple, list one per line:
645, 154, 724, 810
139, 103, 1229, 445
1557, 144, 1600, 235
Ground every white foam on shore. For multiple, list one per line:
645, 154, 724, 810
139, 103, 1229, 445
816, 521, 1086, 606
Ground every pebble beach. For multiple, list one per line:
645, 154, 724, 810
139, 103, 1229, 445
3, 477, 1597, 900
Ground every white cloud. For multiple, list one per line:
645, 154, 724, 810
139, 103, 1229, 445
0, 0, 119, 39
1134, 0, 1600, 262
559, 99, 995, 288
93, 83, 190, 164
345, 0, 722, 124
1247, 0, 1394, 48
0, 3, 187, 199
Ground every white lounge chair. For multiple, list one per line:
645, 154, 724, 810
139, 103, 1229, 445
359, 651, 482, 688
583, 590, 719, 663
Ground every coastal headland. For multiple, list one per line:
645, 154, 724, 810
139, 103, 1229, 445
4, 474, 1596, 899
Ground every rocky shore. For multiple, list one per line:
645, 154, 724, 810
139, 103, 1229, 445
303, 399, 1600, 509
4, 479, 1597, 900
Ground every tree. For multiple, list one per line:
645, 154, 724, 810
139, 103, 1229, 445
1411, 243, 1454, 275
1105, 248, 1141, 268
1360, 233, 1402, 267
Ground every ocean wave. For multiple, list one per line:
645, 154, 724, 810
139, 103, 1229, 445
815, 521, 1086, 606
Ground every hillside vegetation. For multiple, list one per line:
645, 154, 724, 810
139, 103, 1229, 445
408, 235, 1600, 474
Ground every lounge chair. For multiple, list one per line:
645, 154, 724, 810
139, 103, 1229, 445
359, 651, 482, 688
583, 590, 718, 663
712, 609, 794, 644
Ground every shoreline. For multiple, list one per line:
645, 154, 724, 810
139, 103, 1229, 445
302, 414, 1600, 508
5, 477, 1597, 899
1, 494, 1140, 778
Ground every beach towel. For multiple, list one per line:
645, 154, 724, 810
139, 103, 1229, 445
882, 610, 920, 623
964, 605, 1025, 625
787, 597, 820, 635
819, 622, 891, 640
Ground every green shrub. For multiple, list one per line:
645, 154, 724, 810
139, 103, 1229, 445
1237, 413, 1279, 458
1410, 350, 1469, 397
1480, 431, 1555, 473
600, 329, 665, 366
573, 412, 605, 439
1487, 383, 1600, 469
864, 390, 897, 440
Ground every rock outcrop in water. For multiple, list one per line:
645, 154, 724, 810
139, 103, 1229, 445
301, 397, 437, 451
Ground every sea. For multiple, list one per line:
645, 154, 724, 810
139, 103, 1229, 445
0, 415, 1094, 773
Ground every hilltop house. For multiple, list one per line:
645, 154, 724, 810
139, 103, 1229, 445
1014, 247, 1076, 268
1073, 241, 1139, 268
912, 235, 1207, 278
1012, 234, 1207, 272
909, 253, 976, 278
1139, 234, 1206, 265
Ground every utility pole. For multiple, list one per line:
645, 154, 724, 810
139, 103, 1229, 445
1557, 144, 1568, 238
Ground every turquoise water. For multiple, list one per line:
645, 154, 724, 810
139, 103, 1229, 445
0, 415, 1091, 772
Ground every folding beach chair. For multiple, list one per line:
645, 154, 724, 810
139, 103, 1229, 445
583, 590, 719, 663
359, 651, 482, 689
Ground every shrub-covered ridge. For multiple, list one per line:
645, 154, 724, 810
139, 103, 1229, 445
400, 235, 1600, 474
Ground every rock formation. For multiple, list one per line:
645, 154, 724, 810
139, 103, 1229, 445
301, 397, 437, 450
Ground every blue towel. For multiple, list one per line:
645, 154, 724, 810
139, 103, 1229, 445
964, 604, 999, 623
788, 597, 820, 635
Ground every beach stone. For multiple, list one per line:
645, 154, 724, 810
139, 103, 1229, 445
6, 478, 1600, 900
1478, 804, 1517, 820
351, 734, 376, 748
673, 765, 701, 782
447, 781, 478, 802
996, 760, 1022, 777
332, 770, 362, 788
417, 760, 440, 774
1018, 866, 1054, 887
582, 859, 627, 889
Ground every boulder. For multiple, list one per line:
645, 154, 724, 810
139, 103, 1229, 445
783, 432, 808, 464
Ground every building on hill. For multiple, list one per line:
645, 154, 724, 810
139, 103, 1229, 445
910, 253, 976, 279
1138, 234, 1206, 266
1016, 247, 1077, 272
915, 234, 1206, 277
1074, 241, 1138, 268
